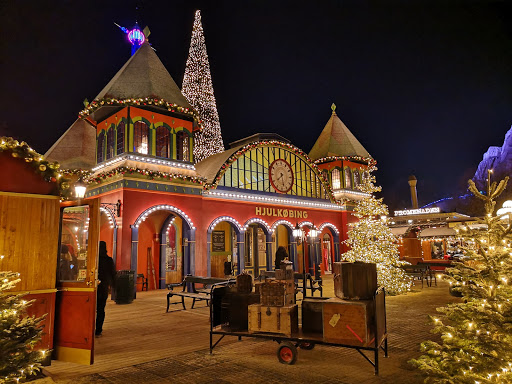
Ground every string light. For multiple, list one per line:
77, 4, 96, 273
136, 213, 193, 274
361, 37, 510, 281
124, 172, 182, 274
182, 10, 224, 163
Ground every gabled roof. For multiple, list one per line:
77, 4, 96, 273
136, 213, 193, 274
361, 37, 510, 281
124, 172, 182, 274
44, 118, 97, 169
195, 145, 242, 184
308, 108, 371, 161
94, 43, 191, 109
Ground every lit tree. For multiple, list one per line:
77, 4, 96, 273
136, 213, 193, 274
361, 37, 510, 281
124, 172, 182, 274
411, 173, 512, 383
182, 10, 224, 163
0, 270, 46, 383
342, 164, 411, 295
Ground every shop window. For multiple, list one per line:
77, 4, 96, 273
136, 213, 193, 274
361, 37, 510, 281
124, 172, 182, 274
156, 126, 170, 158
134, 121, 149, 154
59, 205, 89, 282
176, 131, 190, 162
106, 126, 115, 160
344, 168, 352, 189
116, 122, 125, 156
331, 169, 341, 190
97, 131, 105, 164
353, 170, 360, 188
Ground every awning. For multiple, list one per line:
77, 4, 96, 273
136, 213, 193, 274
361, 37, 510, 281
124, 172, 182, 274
390, 226, 409, 236
419, 227, 457, 238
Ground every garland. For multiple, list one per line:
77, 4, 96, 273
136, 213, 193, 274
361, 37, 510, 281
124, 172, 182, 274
84, 166, 205, 185
314, 155, 376, 166
205, 140, 339, 204
79, 97, 203, 129
0, 137, 71, 198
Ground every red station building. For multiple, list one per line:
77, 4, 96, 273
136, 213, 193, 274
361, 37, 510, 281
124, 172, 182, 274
45, 29, 373, 292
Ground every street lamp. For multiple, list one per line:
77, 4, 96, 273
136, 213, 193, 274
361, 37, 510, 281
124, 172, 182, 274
308, 225, 319, 283
74, 180, 87, 199
293, 223, 307, 296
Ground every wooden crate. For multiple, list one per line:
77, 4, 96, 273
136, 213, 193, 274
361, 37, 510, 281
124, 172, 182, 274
322, 297, 375, 346
333, 262, 377, 300
248, 304, 298, 336
259, 280, 294, 306
301, 297, 329, 335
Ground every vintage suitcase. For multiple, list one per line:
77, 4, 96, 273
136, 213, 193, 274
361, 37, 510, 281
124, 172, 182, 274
322, 297, 376, 346
333, 261, 378, 300
259, 280, 294, 306
248, 304, 299, 336
301, 297, 329, 335
236, 272, 253, 294
221, 290, 260, 331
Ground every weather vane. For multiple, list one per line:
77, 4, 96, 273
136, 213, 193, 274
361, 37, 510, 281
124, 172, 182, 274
114, 22, 150, 56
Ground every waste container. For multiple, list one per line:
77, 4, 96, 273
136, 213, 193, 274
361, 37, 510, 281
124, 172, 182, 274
115, 270, 135, 304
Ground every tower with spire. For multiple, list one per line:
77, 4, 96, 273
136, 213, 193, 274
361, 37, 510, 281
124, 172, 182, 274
182, 10, 225, 163
310, 104, 374, 203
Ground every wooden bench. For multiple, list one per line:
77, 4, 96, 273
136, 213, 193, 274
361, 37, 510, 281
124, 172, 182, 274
259, 271, 323, 297
166, 275, 235, 312
401, 264, 430, 288
417, 261, 453, 287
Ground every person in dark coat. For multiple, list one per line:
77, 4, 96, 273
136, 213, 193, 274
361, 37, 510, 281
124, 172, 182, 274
95, 241, 116, 337
274, 246, 289, 270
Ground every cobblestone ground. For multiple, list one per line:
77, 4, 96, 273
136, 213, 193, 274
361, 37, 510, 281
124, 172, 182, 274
56, 280, 457, 384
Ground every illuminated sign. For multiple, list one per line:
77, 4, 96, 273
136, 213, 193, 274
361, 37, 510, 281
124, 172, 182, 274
128, 28, 145, 46
256, 207, 308, 219
394, 207, 440, 216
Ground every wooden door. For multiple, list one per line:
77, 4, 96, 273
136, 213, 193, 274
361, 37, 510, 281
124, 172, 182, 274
53, 199, 100, 365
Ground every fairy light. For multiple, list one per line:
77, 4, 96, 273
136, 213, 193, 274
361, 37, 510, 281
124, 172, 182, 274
182, 10, 224, 163
134, 205, 195, 230
209, 216, 243, 232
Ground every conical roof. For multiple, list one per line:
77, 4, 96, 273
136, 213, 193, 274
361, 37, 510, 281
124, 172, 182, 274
94, 42, 191, 109
44, 118, 97, 169
308, 106, 371, 161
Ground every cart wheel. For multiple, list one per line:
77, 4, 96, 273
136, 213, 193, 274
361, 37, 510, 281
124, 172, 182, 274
299, 342, 315, 350
277, 342, 297, 365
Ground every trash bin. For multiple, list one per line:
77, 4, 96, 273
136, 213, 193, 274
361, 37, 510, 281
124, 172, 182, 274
115, 270, 135, 304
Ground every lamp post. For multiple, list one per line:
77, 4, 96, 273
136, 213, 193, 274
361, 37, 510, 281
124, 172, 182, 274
308, 225, 318, 281
292, 223, 306, 296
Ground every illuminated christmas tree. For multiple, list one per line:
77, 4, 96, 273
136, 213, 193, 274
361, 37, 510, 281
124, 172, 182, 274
342, 164, 411, 295
411, 174, 512, 383
0, 270, 46, 383
182, 10, 224, 163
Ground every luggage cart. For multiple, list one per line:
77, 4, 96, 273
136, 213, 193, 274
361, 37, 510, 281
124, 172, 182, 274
209, 287, 388, 375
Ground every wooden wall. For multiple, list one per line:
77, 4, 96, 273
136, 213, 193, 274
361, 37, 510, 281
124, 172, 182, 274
0, 192, 60, 291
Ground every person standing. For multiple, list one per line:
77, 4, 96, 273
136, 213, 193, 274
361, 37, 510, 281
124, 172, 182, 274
96, 241, 116, 337
274, 246, 289, 270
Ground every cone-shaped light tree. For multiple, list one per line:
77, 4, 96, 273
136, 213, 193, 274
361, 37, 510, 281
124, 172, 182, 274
411, 172, 512, 383
1, 270, 46, 383
342, 164, 411, 295
182, 10, 224, 163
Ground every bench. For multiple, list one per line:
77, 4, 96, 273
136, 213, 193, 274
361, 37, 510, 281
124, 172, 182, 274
136, 273, 148, 291
259, 270, 323, 297
401, 264, 430, 288
417, 261, 453, 287
166, 275, 235, 312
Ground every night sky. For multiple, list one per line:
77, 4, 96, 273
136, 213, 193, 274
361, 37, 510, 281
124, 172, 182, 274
1, 0, 511, 210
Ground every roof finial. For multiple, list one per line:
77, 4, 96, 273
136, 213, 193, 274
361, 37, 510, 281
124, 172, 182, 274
331, 103, 336, 114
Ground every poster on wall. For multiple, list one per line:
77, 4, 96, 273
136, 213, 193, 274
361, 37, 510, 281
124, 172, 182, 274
212, 230, 225, 252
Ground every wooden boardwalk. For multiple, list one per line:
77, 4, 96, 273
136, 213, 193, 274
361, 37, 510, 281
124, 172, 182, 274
43, 275, 456, 383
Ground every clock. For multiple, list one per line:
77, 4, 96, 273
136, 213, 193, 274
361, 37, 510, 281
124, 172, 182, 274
269, 159, 294, 193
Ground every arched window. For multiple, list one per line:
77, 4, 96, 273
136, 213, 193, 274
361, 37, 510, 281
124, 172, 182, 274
156, 126, 170, 158
353, 170, 360, 189
134, 121, 149, 155
116, 122, 125, 156
97, 131, 105, 164
331, 169, 341, 190
344, 168, 352, 189
106, 126, 115, 160
176, 131, 190, 162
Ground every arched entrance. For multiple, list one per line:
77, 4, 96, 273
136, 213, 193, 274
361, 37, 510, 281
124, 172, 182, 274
271, 220, 294, 270
132, 205, 196, 290
99, 205, 117, 264
244, 218, 271, 278
318, 222, 341, 274
207, 216, 245, 277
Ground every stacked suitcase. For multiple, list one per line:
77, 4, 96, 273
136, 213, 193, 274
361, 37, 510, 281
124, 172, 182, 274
248, 261, 298, 336
221, 272, 259, 331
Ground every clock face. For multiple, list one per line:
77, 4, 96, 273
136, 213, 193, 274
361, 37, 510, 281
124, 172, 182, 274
269, 159, 294, 193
